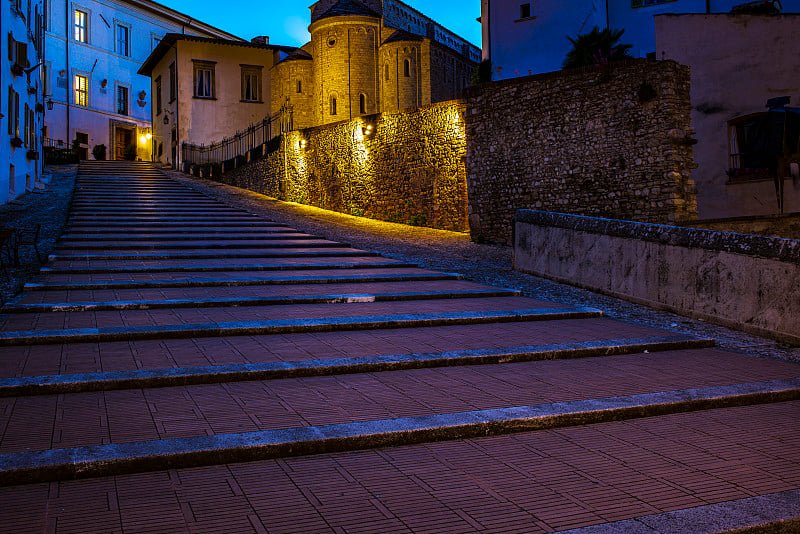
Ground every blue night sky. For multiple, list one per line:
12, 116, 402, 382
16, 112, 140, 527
160, 1, 482, 48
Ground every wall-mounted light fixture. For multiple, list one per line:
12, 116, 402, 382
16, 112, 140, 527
362, 124, 374, 137
100, 79, 108, 88
299, 139, 308, 150
46, 99, 54, 110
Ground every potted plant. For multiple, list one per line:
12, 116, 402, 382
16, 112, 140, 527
123, 143, 137, 161
92, 144, 106, 160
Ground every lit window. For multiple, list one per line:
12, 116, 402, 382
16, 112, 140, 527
240, 65, 262, 102
193, 61, 215, 98
75, 74, 88, 106
74, 9, 87, 43
117, 85, 128, 115
116, 24, 129, 56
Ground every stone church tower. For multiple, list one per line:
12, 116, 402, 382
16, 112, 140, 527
271, 0, 479, 128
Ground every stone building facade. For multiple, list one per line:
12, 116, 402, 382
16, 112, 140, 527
271, 0, 480, 129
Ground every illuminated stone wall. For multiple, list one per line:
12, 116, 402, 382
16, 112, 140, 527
222, 101, 469, 231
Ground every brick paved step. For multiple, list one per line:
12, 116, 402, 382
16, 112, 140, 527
0, 374, 798, 486
38, 260, 417, 275
57, 233, 320, 242
5, 288, 521, 313
8, 346, 777, 454
0, 305, 602, 345
17, 278, 498, 302
47, 247, 373, 262
68, 216, 264, 223
46, 255, 396, 270
64, 222, 287, 229
0, 318, 685, 378
53, 239, 344, 251
0, 336, 713, 396
3, 402, 797, 532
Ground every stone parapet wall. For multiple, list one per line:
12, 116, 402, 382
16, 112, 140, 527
514, 210, 800, 345
221, 102, 469, 231
465, 59, 697, 245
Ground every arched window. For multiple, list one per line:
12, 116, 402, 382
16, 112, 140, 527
359, 93, 367, 114
403, 59, 410, 77
296, 80, 302, 93
330, 94, 337, 116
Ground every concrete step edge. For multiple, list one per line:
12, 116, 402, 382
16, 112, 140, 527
0, 377, 796, 486
0, 307, 603, 346
3, 288, 520, 313
46, 250, 376, 262
37, 261, 416, 274
52, 241, 342, 251
24, 271, 455, 290
0, 335, 715, 397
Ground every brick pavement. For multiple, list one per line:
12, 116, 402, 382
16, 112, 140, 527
0, 161, 798, 533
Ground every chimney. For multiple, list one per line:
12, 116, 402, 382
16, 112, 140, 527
251, 36, 269, 45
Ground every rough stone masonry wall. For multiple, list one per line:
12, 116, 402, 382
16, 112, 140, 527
465, 59, 697, 245
222, 102, 469, 231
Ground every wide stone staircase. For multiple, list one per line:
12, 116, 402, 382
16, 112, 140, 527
0, 161, 799, 533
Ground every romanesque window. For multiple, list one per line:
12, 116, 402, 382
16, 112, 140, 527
359, 93, 366, 114
74, 74, 88, 106
404, 59, 410, 77
330, 94, 337, 116
193, 60, 215, 99
73, 9, 88, 43
296, 80, 302, 93
385, 63, 389, 81
240, 65, 262, 102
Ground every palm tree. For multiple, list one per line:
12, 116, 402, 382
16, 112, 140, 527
562, 26, 633, 69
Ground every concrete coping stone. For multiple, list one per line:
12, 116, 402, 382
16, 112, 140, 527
0, 335, 714, 396
514, 210, 800, 264
0, 377, 796, 486
2, 288, 521, 313
37, 261, 418, 274
553, 489, 800, 534
24, 271, 462, 290
0, 307, 603, 345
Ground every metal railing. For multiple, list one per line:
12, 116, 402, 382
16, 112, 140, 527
181, 106, 292, 167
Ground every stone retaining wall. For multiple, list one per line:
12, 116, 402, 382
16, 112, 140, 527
465, 59, 697, 245
222, 102, 469, 231
220, 59, 697, 240
514, 210, 800, 345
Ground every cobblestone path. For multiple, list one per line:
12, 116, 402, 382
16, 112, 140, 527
1, 161, 798, 533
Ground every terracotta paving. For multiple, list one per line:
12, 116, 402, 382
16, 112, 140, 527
1, 162, 799, 533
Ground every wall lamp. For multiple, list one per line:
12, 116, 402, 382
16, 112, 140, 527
362, 124, 374, 137
299, 139, 308, 150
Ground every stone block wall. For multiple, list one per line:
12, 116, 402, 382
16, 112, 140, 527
222, 101, 469, 231
465, 59, 698, 245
